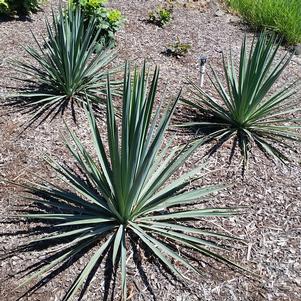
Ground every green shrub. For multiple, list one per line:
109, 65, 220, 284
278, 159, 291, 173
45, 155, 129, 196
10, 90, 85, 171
182, 33, 301, 169
16, 64, 244, 300
70, 0, 123, 49
228, 0, 301, 44
0, 0, 42, 15
10, 7, 117, 126
148, 4, 173, 27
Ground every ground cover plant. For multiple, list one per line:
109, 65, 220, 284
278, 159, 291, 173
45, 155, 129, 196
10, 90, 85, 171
165, 37, 191, 58
148, 3, 173, 27
228, 0, 301, 45
9, 6, 117, 126
14, 64, 244, 300
70, 0, 123, 49
182, 33, 301, 168
0, 0, 43, 15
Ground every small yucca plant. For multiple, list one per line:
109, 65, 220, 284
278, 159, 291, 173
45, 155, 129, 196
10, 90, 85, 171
10, 6, 118, 125
16, 64, 244, 300
182, 33, 301, 168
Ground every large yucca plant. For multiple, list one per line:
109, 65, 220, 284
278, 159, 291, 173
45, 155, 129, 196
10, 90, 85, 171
9, 6, 117, 125
182, 33, 301, 168
15, 64, 244, 300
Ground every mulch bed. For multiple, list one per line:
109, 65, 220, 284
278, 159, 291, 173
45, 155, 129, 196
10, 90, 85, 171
0, 0, 300, 300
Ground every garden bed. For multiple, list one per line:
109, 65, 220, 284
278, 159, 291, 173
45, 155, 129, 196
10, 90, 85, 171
0, 0, 301, 300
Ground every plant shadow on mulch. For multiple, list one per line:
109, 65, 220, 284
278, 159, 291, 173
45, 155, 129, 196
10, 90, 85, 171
1, 84, 106, 133
0, 14, 33, 23
1, 210, 176, 301
1, 172, 225, 301
173, 107, 241, 165
1, 208, 117, 300
1, 159, 247, 300
173, 106, 293, 176
0, 172, 169, 301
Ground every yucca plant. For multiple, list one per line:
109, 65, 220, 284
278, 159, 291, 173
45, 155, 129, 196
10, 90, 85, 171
10, 6, 118, 125
182, 33, 301, 168
15, 64, 244, 300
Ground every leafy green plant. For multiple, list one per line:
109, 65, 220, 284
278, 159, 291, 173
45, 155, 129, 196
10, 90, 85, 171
10, 6, 117, 126
16, 64, 244, 300
0, 0, 43, 15
165, 38, 191, 58
228, 0, 301, 44
70, 0, 107, 11
70, 0, 123, 49
0, 0, 9, 14
182, 33, 301, 168
148, 4, 173, 27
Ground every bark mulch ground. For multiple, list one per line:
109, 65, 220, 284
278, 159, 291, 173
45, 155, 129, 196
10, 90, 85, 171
0, 0, 300, 300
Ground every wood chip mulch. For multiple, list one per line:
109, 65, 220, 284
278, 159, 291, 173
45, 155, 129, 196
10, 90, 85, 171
0, 0, 300, 300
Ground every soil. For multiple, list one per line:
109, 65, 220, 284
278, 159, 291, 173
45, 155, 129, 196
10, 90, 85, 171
0, 0, 301, 300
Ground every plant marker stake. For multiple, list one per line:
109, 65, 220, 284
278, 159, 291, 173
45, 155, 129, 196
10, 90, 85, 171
199, 56, 207, 88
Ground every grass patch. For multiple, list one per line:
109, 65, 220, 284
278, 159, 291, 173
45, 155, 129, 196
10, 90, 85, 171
228, 0, 301, 45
